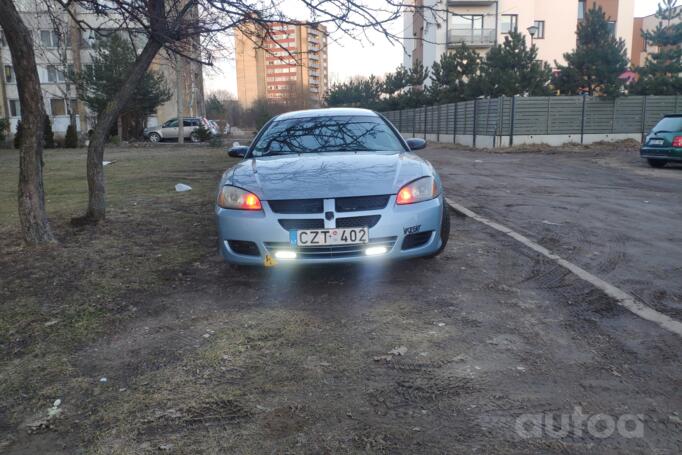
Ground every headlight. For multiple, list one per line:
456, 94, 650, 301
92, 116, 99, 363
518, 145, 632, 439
396, 176, 439, 205
217, 185, 262, 210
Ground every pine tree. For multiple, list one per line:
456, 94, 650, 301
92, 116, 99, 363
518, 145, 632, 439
382, 65, 410, 97
0, 118, 8, 144
43, 114, 55, 148
13, 119, 23, 149
477, 31, 551, 98
428, 43, 481, 102
75, 34, 171, 137
64, 124, 78, 148
632, 0, 682, 95
554, 5, 628, 96
407, 60, 430, 88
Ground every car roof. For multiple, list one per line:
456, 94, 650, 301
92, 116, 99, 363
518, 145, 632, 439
275, 108, 378, 121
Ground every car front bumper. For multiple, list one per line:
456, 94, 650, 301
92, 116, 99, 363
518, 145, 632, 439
215, 195, 445, 266
640, 147, 682, 162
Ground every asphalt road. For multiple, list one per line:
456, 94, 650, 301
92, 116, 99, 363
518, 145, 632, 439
421, 146, 682, 321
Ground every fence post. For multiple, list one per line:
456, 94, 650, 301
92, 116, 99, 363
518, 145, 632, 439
473, 99, 478, 148
580, 95, 587, 145
492, 99, 497, 148
424, 106, 428, 140
453, 102, 458, 144
483, 98, 488, 148
509, 96, 516, 146
436, 104, 441, 143
641, 96, 648, 142
398, 109, 403, 134
495, 95, 506, 147
413, 108, 416, 137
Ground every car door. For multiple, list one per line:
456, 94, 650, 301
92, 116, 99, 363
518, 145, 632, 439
161, 119, 179, 139
184, 118, 198, 138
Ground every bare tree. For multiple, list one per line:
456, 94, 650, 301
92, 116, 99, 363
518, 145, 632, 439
0, 0, 55, 244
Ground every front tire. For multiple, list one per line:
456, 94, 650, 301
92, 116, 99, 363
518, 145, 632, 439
148, 132, 161, 143
426, 204, 451, 258
648, 159, 667, 168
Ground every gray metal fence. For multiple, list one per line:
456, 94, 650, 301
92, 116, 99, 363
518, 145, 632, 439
381, 95, 682, 148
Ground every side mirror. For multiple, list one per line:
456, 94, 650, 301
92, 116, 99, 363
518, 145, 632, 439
405, 138, 427, 151
228, 145, 249, 158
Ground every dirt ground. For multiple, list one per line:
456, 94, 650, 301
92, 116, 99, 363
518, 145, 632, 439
0, 143, 681, 454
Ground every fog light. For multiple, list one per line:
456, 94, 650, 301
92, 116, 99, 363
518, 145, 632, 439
365, 246, 388, 256
275, 250, 297, 260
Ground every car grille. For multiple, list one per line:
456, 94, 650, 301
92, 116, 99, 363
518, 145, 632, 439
268, 199, 323, 214
265, 237, 397, 259
278, 219, 325, 230
335, 215, 381, 228
335, 195, 390, 212
402, 231, 434, 250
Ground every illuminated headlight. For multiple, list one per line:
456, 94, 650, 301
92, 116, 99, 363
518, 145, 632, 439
217, 185, 262, 210
365, 246, 388, 256
275, 250, 297, 260
396, 176, 439, 205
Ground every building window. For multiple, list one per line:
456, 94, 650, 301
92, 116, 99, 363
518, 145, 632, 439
451, 14, 484, 31
40, 30, 60, 48
4, 65, 13, 83
0, 30, 5, 47
9, 99, 20, 117
607, 21, 616, 36
534, 20, 545, 39
501, 15, 518, 34
578, 0, 586, 21
46, 65, 65, 83
50, 98, 66, 116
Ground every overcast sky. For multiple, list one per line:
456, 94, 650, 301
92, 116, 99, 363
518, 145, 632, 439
204, 0, 666, 96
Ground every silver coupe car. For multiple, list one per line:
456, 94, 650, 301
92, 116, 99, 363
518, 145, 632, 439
215, 108, 450, 266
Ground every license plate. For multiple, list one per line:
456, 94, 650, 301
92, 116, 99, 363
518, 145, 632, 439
649, 138, 664, 145
292, 227, 368, 247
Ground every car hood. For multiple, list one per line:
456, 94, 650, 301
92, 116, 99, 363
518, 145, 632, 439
223, 152, 433, 200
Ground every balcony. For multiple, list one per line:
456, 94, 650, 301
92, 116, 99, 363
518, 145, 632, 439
448, 28, 496, 47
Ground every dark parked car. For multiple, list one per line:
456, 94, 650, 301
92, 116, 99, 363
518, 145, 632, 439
640, 114, 682, 168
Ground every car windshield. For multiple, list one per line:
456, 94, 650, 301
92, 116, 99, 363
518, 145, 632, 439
653, 117, 682, 133
251, 115, 405, 156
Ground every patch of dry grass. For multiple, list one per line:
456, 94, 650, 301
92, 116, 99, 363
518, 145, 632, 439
0, 144, 237, 431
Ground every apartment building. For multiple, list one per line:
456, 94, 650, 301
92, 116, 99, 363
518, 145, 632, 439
631, 5, 682, 67
235, 22, 328, 108
404, 0, 634, 73
0, 1, 204, 139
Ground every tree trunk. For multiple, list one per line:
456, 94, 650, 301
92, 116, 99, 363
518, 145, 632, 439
77, 38, 162, 223
0, 1, 55, 244
176, 55, 184, 144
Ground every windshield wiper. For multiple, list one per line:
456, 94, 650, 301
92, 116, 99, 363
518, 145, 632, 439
653, 130, 674, 134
